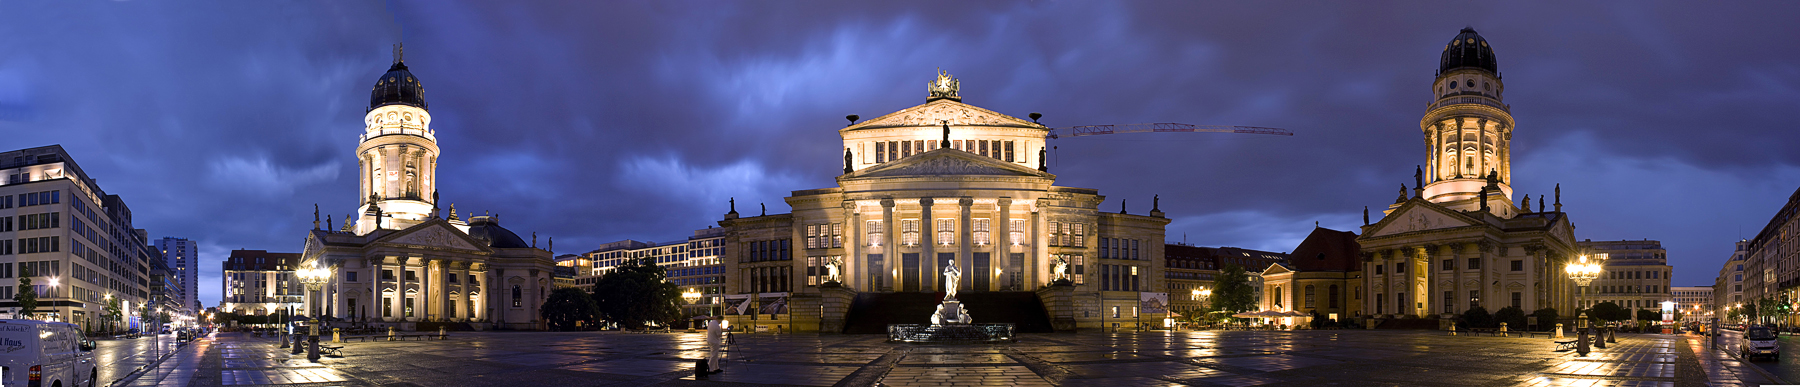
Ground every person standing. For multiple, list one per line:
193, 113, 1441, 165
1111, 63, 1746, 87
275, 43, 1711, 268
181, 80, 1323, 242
704, 318, 724, 373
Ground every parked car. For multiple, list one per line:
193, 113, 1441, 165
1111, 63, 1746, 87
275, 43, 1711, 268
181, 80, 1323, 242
1741, 326, 1781, 360
0, 319, 97, 387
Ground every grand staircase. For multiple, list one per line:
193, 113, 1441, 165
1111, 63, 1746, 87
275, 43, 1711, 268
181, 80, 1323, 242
842, 292, 1054, 334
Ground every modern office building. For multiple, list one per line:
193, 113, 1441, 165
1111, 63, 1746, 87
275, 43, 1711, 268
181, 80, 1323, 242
220, 249, 301, 316
154, 237, 200, 314
0, 145, 153, 332
1714, 240, 1749, 323
1671, 286, 1711, 325
1577, 239, 1673, 311
1744, 185, 1800, 326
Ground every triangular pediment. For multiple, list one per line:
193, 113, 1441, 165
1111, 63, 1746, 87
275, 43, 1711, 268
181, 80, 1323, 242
1365, 200, 1480, 238
845, 99, 1043, 130
1261, 263, 1294, 276
375, 219, 488, 252
844, 148, 1054, 179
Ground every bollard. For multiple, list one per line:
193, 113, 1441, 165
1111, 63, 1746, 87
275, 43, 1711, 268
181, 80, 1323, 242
389, 326, 397, 341
1576, 328, 1590, 356
292, 334, 303, 355
1499, 322, 1508, 335
1449, 321, 1457, 335
439, 326, 446, 339
333, 328, 341, 343
1554, 323, 1565, 339
1606, 327, 1616, 343
1594, 328, 1606, 349
307, 334, 320, 362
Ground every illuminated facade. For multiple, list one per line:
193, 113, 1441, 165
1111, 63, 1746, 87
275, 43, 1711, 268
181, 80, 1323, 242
715, 72, 1170, 332
300, 51, 556, 330
1672, 286, 1711, 325
220, 250, 301, 316
1357, 28, 1583, 321
1713, 240, 1748, 323
1577, 239, 1672, 311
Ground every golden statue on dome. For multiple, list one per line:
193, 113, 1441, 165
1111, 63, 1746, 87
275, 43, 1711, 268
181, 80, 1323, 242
928, 69, 960, 101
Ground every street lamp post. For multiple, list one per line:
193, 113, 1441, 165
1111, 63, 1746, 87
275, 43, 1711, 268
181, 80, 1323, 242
1565, 253, 1604, 353
682, 288, 702, 330
296, 265, 332, 362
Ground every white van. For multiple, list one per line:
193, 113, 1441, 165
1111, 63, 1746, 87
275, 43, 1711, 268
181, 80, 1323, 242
0, 320, 96, 387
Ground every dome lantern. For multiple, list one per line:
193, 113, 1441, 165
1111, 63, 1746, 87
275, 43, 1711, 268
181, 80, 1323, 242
1439, 27, 1498, 76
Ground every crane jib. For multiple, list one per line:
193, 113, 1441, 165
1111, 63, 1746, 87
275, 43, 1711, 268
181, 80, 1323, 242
1045, 123, 1293, 139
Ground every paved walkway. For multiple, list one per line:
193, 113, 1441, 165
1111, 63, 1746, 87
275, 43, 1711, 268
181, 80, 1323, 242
117, 330, 1789, 386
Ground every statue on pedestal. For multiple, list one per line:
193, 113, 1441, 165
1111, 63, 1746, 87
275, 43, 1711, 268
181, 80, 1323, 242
823, 256, 843, 284
942, 259, 961, 301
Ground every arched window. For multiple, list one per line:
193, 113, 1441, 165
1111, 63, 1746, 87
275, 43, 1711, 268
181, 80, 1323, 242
1304, 285, 1316, 308
512, 285, 522, 307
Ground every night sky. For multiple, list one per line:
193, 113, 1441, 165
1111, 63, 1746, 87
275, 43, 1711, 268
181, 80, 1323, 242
3, 1, 1798, 307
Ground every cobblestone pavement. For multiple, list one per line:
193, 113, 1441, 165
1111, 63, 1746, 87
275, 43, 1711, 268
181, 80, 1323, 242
144, 330, 1785, 386
92, 333, 184, 385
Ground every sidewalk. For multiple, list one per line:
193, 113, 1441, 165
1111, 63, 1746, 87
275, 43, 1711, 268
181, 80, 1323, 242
1686, 334, 1785, 386
118, 332, 361, 387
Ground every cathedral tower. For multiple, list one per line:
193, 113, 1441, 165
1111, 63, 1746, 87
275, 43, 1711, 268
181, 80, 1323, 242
1419, 28, 1515, 218
355, 47, 439, 234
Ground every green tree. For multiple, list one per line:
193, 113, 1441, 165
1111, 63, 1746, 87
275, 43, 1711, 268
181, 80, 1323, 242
541, 287, 601, 331
1636, 308, 1660, 323
1531, 307, 1559, 331
590, 259, 682, 329
14, 266, 35, 320
1589, 302, 1629, 322
1727, 306, 1742, 323
103, 297, 123, 334
1209, 264, 1255, 320
1460, 306, 1496, 328
1493, 306, 1527, 330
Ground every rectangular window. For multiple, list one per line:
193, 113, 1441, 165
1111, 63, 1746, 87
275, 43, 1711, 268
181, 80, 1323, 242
1512, 292, 1522, 309
405, 270, 417, 281
1442, 259, 1454, 271
1072, 223, 1085, 247
832, 223, 843, 248
1468, 258, 1481, 270
867, 220, 884, 247
346, 271, 358, 282
1005, 141, 1015, 162
1443, 290, 1454, 313
901, 220, 919, 246
1395, 262, 1405, 274
972, 218, 990, 245
1072, 255, 1085, 285
978, 140, 989, 157
1510, 260, 1523, 271
936, 218, 954, 245
901, 141, 913, 158
406, 298, 415, 317
1132, 240, 1140, 260
875, 142, 886, 163
1375, 263, 1383, 275
806, 225, 819, 249
1469, 290, 1480, 310
928, 140, 938, 150
1100, 238, 1110, 259
383, 297, 393, 317
382, 270, 394, 280
1048, 222, 1062, 246
889, 141, 899, 161
1009, 220, 1024, 246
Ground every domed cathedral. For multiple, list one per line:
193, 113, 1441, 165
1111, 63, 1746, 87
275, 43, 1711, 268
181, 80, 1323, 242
1422, 27, 1516, 217
718, 71, 1171, 333
299, 46, 556, 331
1356, 29, 1585, 326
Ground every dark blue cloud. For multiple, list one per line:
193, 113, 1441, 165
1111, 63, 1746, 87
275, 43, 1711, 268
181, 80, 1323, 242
2, 1, 1796, 305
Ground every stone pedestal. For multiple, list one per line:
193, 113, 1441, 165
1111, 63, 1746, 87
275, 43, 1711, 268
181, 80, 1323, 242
1036, 283, 1076, 331
818, 283, 855, 333
932, 301, 971, 325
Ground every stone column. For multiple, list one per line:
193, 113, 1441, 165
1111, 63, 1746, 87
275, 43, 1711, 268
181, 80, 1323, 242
420, 258, 434, 321
438, 259, 451, 320
1419, 246, 1434, 317
881, 198, 896, 291
332, 264, 347, 319
1033, 199, 1045, 286
921, 197, 935, 290
467, 265, 480, 321
997, 197, 1012, 291
394, 257, 409, 321
959, 197, 973, 292
845, 201, 861, 291
371, 259, 384, 322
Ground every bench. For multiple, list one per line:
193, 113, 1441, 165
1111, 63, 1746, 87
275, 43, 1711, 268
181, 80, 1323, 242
396, 334, 429, 341
320, 345, 344, 357
340, 335, 377, 342
1527, 331, 1556, 338
1554, 340, 1578, 351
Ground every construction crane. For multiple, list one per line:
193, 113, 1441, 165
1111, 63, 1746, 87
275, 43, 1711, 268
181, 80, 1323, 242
1045, 123, 1292, 140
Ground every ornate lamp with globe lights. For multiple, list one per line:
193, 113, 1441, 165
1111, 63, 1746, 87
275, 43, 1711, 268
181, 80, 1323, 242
682, 288, 703, 329
295, 264, 332, 362
1565, 253, 1606, 354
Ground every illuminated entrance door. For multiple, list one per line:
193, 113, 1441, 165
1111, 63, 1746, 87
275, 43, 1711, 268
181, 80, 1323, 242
902, 253, 921, 292
867, 254, 886, 292
973, 253, 990, 292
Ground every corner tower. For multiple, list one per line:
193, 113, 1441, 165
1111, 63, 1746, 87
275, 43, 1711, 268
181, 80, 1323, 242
1419, 28, 1515, 217
355, 46, 439, 234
